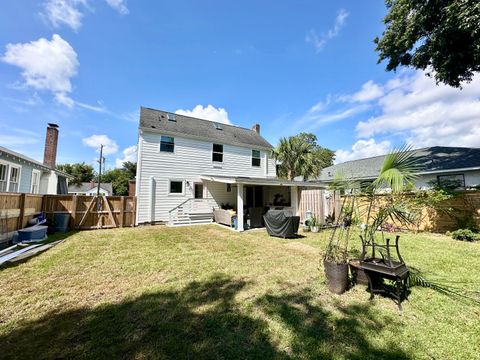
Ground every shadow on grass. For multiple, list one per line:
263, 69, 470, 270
0, 274, 410, 359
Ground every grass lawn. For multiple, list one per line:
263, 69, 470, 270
0, 225, 479, 359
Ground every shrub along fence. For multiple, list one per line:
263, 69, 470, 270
343, 190, 480, 233
0, 193, 136, 244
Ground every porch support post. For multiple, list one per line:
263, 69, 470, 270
237, 183, 244, 231
291, 185, 299, 216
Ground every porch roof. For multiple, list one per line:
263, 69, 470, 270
200, 174, 326, 188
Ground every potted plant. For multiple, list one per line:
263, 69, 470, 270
323, 229, 350, 294
303, 219, 311, 232
310, 216, 320, 232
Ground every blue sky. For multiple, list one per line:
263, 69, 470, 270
1, 1, 479, 168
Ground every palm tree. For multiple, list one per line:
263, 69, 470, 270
271, 136, 321, 180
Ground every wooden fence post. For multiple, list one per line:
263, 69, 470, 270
17, 193, 26, 229
120, 196, 125, 228
70, 195, 78, 230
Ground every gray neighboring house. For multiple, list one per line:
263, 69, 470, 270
68, 182, 113, 196
319, 146, 480, 189
0, 124, 70, 194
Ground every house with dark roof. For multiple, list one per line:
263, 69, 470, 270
319, 146, 480, 189
0, 124, 70, 194
68, 182, 113, 196
135, 107, 322, 229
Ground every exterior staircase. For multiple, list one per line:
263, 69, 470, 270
168, 198, 214, 226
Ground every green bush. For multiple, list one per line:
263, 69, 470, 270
451, 229, 479, 242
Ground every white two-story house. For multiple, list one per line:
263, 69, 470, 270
135, 107, 321, 230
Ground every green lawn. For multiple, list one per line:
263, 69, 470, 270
0, 225, 479, 359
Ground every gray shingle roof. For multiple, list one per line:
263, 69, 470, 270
319, 146, 480, 181
68, 182, 113, 194
139, 107, 273, 149
0, 145, 50, 171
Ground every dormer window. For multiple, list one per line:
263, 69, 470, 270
212, 144, 223, 162
167, 113, 176, 122
213, 123, 223, 130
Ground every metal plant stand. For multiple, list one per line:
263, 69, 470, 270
359, 235, 409, 310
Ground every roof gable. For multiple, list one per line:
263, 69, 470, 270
139, 107, 273, 149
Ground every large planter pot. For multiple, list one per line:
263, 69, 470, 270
324, 260, 349, 294
311, 226, 320, 233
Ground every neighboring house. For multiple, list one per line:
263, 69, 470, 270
0, 124, 70, 194
135, 107, 322, 230
319, 146, 480, 189
68, 182, 113, 196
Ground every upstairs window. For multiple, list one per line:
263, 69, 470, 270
212, 144, 223, 162
8, 166, 20, 192
167, 113, 176, 122
252, 150, 261, 167
160, 136, 174, 153
0, 164, 7, 192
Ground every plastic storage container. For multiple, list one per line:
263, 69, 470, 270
54, 213, 70, 233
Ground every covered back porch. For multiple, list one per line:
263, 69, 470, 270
200, 175, 326, 231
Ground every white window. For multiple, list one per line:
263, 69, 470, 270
252, 150, 261, 167
8, 166, 20, 192
169, 180, 184, 194
160, 136, 175, 153
0, 163, 7, 192
212, 144, 223, 162
31, 169, 41, 194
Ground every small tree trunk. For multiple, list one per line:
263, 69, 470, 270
288, 169, 293, 181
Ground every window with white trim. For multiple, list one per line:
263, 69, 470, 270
169, 180, 183, 194
8, 166, 20, 192
252, 150, 261, 167
0, 163, 7, 192
212, 144, 223, 162
31, 169, 41, 194
160, 136, 175, 153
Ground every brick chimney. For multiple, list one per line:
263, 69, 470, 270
252, 123, 260, 134
43, 123, 59, 169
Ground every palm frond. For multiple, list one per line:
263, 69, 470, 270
374, 144, 423, 193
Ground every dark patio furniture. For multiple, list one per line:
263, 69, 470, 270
248, 207, 265, 228
359, 235, 409, 310
263, 209, 300, 238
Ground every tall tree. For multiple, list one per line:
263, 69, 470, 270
272, 133, 334, 180
57, 163, 95, 186
101, 161, 137, 195
375, 0, 480, 87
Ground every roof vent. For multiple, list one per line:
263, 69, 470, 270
167, 113, 176, 122
213, 123, 223, 130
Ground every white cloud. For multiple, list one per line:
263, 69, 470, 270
42, 0, 88, 31
55, 92, 75, 107
82, 134, 119, 155
2, 34, 78, 100
115, 145, 137, 167
342, 80, 384, 103
105, 0, 129, 14
335, 138, 391, 164
175, 105, 231, 124
41, 0, 128, 31
306, 9, 349, 52
356, 71, 480, 147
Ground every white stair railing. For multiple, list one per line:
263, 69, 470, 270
168, 198, 214, 225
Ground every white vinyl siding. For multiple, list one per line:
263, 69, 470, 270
136, 131, 273, 223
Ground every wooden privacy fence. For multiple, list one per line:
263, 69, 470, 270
0, 193, 136, 243
297, 188, 340, 223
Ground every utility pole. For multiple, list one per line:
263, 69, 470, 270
97, 144, 104, 197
